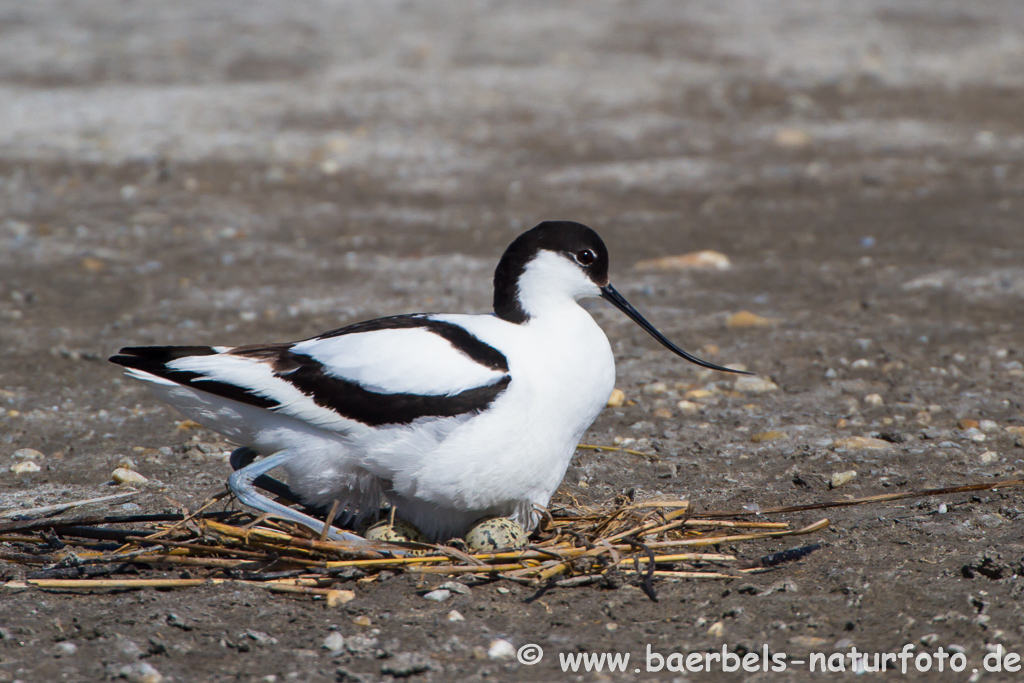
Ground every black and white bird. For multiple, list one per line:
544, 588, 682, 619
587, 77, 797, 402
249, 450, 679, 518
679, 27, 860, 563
111, 221, 745, 543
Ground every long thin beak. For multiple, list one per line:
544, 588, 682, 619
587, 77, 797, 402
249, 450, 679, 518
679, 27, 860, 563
601, 284, 752, 375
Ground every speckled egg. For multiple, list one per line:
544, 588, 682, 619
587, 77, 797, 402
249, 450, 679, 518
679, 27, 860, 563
364, 519, 427, 544
465, 517, 529, 551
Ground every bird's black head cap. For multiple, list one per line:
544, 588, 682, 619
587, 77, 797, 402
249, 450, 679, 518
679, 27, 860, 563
493, 221, 609, 323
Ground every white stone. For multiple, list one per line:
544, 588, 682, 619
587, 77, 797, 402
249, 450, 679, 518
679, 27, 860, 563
641, 382, 668, 395
112, 467, 148, 485
10, 461, 40, 473
676, 400, 700, 414
447, 610, 465, 622
851, 359, 872, 369
979, 451, 999, 464
11, 448, 44, 460
830, 470, 857, 488
422, 589, 451, 602
733, 376, 779, 394
322, 632, 345, 652
863, 393, 884, 407
118, 662, 163, 683
964, 428, 987, 442
979, 420, 998, 432
439, 581, 471, 595
487, 639, 515, 660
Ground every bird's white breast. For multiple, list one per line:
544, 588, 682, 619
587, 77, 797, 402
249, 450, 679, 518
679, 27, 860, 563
401, 306, 615, 514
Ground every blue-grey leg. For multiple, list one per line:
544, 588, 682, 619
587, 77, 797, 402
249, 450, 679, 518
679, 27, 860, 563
229, 447, 305, 505
227, 450, 365, 543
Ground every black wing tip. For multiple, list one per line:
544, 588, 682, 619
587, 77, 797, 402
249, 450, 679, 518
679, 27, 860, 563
109, 345, 219, 368
109, 353, 138, 368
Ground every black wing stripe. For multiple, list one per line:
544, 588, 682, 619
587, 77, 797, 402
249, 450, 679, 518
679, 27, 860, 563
314, 314, 509, 372
274, 350, 511, 427
109, 347, 279, 409
112, 344, 512, 427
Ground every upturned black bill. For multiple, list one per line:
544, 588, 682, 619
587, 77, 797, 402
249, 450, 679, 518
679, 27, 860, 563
601, 284, 752, 375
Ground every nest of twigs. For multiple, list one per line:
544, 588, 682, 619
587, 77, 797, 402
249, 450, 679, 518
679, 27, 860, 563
1, 478, 1021, 603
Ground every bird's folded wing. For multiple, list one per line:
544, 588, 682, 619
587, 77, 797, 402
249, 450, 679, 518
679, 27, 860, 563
112, 317, 511, 428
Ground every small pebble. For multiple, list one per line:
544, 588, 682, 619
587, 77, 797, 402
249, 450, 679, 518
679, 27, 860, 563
979, 420, 998, 432
824, 368, 838, 379
830, 470, 857, 489
487, 639, 515, 660
733, 376, 778, 393
774, 128, 811, 147
241, 630, 278, 646
10, 461, 40, 474
958, 418, 980, 430
54, 641, 78, 656
326, 589, 355, 607
652, 407, 673, 419
322, 632, 345, 652
496, 587, 510, 595
751, 430, 786, 443
11, 448, 44, 460
447, 610, 465, 622
439, 581, 471, 595
706, 621, 725, 637
116, 456, 137, 470
938, 503, 947, 514
920, 633, 940, 646
634, 250, 731, 271
863, 393, 884, 407
978, 451, 999, 464
789, 636, 828, 649
963, 428, 987, 442
352, 616, 372, 627
606, 388, 625, 407
423, 589, 451, 603
833, 436, 891, 450
850, 358, 872, 369
118, 662, 163, 683
642, 382, 668, 395
726, 311, 775, 328
112, 468, 148, 486
676, 400, 700, 414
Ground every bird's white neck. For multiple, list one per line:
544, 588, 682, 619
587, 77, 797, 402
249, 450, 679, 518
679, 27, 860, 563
514, 251, 601, 321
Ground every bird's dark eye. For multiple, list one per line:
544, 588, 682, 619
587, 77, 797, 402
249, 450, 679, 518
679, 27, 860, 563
574, 249, 596, 266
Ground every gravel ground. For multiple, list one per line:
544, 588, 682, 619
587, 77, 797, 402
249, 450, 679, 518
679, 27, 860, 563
1, 2, 1024, 681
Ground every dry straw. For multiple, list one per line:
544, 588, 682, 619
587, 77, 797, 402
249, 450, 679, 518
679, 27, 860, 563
1, 478, 1021, 600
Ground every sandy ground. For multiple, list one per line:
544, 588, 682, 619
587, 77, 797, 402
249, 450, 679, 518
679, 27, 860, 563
1, 2, 1024, 681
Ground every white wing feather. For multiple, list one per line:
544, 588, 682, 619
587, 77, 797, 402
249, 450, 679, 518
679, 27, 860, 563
290, 327, 505, 396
